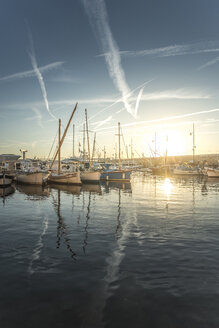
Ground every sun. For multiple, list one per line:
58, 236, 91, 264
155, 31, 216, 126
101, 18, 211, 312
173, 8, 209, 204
155, 130, 186, 157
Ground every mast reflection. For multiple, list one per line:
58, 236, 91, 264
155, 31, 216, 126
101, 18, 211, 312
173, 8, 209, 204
52, 189, 76, 259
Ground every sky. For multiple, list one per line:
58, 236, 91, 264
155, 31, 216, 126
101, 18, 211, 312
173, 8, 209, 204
1, 0, 219, 159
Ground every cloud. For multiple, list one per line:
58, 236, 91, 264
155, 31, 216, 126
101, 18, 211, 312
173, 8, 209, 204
25, 107, 43, 128
28, 30, 57, 121
197, 55, 219, 71
95, 107, 219, 132
92, 115, 113, 129
98, 40, 219, 58
0, 61, 64, 82
81, 0, 143, 117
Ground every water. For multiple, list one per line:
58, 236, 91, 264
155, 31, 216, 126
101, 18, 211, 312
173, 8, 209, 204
1, 173, 219, 327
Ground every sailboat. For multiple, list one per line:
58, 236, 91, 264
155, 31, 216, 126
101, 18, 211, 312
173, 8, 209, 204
48, 104, 82, 185
100, 123, 131, 182
173, 123, 202, 176
80, 108, 101, 183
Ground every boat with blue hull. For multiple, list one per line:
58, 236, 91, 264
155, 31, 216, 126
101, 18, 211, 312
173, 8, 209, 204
100, 123, 131, 182
100, 169, 131, 182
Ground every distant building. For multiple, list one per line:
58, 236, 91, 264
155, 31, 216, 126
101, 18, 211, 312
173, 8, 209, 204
0, 154, 21, 171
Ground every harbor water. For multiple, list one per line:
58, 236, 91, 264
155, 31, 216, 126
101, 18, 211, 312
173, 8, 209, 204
0, 173, 219, 327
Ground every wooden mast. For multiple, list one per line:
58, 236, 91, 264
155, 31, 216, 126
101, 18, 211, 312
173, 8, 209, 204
58, 119, 61, 175
72, 124, 75, 158
85, 108, 91, 168
50, 102, 78, 169
118, 122, 121, 170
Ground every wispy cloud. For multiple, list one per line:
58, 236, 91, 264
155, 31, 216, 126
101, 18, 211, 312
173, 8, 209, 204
95, 107, 219, 132
81, 0, 143, 117
91, 115, 113, 129
98, 40, 219, 58
0, 87, 210, 112
0, 61, 64, 82
197, 55, 219, 71
25, 107, 43, 128
28, 30, 57, 121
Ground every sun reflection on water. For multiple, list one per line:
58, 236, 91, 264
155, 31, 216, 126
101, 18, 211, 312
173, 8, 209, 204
164, 178, 172, 199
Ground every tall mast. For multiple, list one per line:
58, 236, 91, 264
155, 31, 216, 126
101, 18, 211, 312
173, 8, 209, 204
154, 132, 157, 166
118, 122, 121, 170
58, 119, 61, 175
50, 102, 78, 169
85, 108, 91, 168
72, 124, 75, 158
91, 132, 96, 164
83, 123, 85, 161
193, 123, 195, 164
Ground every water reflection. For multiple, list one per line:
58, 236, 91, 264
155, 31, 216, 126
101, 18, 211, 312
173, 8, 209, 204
101, 181, 132, 193
81, 183, 101, 194
48, 183, 81, 195
52, 189, 76, 259
0, 185, 15, 204
163, 178, 172, 199
83, 192, 91, 254
16, 184, 50, 199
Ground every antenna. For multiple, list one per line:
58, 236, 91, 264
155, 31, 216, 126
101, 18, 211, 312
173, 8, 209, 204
20, 149, 28, 160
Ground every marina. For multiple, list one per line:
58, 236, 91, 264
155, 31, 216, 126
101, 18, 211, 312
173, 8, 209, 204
1, 1, 219, 327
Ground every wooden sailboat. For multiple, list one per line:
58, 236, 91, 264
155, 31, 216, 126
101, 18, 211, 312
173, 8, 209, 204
48, 104, 82, 185
100, 122, 131, 182
80, 108, 101, 183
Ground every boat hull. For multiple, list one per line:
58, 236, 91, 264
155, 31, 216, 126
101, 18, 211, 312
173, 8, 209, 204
206, 168, 219, 177
16, 172, 47, 185
81, 171, 101, 183
48, 172, 82, 185
173, 169, 202, 176
0, 175, 12, 187
100, 170, 131, 181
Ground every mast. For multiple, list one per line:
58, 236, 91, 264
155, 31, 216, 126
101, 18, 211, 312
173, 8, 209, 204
154, 132, 157, 165
118, 122, 121, 170
72, 124, 75, 158
193, 123, 195, 164
83, 123, 85, 161
58, 119, 61, 175
50, 102, 78, 169
165, 135, 168, 165
91, 132, 96, 164
85, 108, 91, 168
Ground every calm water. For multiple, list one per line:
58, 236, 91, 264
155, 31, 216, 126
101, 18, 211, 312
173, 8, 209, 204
0, 173, 219, 328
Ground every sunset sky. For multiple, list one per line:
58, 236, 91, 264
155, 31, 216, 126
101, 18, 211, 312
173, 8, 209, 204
1, 0, 219, 159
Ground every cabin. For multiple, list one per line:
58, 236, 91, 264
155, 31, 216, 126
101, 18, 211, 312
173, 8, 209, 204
0, 154, 21, 171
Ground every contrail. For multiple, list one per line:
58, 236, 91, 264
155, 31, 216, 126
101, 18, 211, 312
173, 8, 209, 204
134, 87, 144, 117
81, 0, 143, 117
197, 55, 219, 71
98, 40, 219, 58
0, 61, 64, 82
95, 107, 219, 132
87, 79, 154, 124
92, 115, 112, 129
28, 31, 57, 121
25, 107, 43, 128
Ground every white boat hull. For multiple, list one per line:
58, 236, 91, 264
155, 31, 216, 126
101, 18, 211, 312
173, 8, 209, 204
173, 169, 201, 176
16, 172, 47, 185
81, 171, 101, 183
48, 172, 82, 185
206, 168, 219, 177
